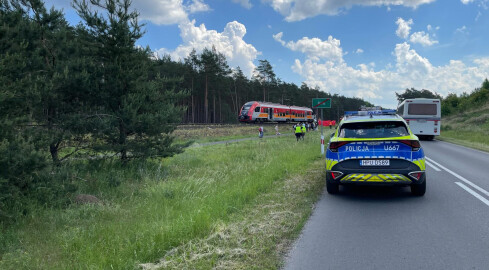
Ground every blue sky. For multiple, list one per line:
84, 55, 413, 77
45, 0, 489, 108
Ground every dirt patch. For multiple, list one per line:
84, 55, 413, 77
73, 194, 102, 205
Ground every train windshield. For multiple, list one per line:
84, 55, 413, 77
241, 103, 253, 114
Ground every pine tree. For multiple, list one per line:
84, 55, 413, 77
197, 47, 230, 123
0, 0, 48, 216
74, 0, 187, 161
254, 59, 276, 102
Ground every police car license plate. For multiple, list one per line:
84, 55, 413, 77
360, 160, 390, 166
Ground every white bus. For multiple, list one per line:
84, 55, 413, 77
397, 98, 441, 140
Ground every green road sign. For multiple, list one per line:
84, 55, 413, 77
312, 98, 331, 108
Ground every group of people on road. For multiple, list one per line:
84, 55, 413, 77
293, 122, 314, 141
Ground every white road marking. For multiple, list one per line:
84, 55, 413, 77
426, 157, 489, 198
425, 161, 441, 171
455, 182, 489, 207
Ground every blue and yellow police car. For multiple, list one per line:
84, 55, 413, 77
326, 109, 426, 196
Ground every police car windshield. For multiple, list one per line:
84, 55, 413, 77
339, 121, 409, 138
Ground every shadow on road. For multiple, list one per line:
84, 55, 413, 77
333, 185, 418, 202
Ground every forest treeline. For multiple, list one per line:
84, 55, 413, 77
0, 0, 370, 220
395, 79, 489, 116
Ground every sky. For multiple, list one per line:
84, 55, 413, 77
45, 0, 489, 109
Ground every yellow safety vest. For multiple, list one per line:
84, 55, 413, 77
295, 126, 302, 133
302, 126, 306, 132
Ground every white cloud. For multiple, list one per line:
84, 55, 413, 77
426, 25, 440, 31
355, 48, 364, 54
461, 0, 489, 9
397, 18, 438, 47
277, 34, 489, 108
456, 25, 468, 34
273, 32, 343, 63
263, 0, 435, 21
232, 0, 253, 9
396, 18, 413, 39
156, 20, 259, 77
394, 42, 433, 77
136, 0, 212, 25
45, 0, 211, 25
409, 31, 439, 46
187, 0, 211, 14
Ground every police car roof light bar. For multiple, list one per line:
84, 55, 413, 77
344, 109, 396, 117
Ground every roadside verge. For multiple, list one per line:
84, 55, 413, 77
140, 158, 325, 269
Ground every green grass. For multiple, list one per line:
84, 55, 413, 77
0, 131, 326, 269
141, 158, 325, 269
173, 124, 295, 144
439, 104, 489, 152
438, 130, 489, 152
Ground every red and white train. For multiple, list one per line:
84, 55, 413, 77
238, 101, 315, 123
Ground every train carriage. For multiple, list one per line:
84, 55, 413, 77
238, 101, 315, 123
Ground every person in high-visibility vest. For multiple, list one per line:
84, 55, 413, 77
301, 123, 306, 140
295, 124, 302, 141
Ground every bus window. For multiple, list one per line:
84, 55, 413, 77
408, 104, 437, 115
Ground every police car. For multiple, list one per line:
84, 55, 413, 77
326, 109, 426, 196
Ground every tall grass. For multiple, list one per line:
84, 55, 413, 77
440, 105, 489, 152
0, 133, 322, 269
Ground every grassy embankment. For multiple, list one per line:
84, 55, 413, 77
0, 128, 329, 269
439, 104, 489, 152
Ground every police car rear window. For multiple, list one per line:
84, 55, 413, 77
339, 121, 409, 139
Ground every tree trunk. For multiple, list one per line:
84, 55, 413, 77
191, 78, 195, 123
119, 120, 127, 161
233, 80, 238, 115
213, 94, 216, 123
192, 94, 195, 123
230, 87, 236, 116
263, 86, 266, 101
50, 141, 60, 164
205, 75, 209, 123
219, 93, 222, 123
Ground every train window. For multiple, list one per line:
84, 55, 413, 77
255, 107, 260, 112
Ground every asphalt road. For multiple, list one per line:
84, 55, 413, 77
284, 140, 489, 270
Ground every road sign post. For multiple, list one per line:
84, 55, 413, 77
312, 98, 332, 155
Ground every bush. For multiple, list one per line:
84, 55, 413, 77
442, 79, 489, 117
